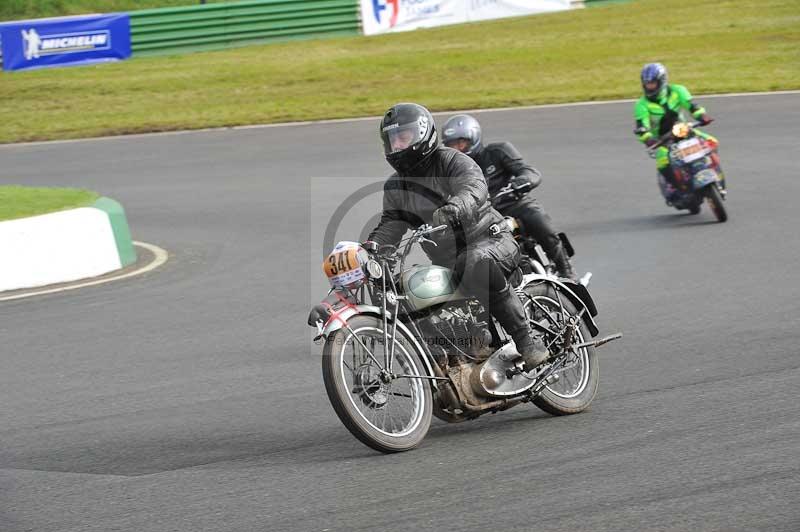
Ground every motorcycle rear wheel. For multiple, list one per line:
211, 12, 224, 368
523, 283, 599, 416
705, 183, 728, 223
322, 315, 433, 453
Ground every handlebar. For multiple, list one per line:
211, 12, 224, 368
397, 224, 447, 245
493, 181, 533, 204
371, 224, 448, 260
418, 224, 448, 237
647, 121, 704, 152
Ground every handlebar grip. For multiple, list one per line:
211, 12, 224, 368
513, 181, 533, 194
361, 240, 379, 253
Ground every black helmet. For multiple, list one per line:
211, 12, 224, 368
641, 63, 668, 101
441, 114, 483, 156
380, 103, 438, 174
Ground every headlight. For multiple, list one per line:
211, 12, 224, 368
672, 123, 690, 138
365, 259, 383, 279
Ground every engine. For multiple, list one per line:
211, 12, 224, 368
416, 302, 501, 406
415, 302, 493, 367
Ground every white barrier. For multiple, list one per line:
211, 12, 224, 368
0, 200, 135, 292
360, 0, 573, 36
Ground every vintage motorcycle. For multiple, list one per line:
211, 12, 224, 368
649, 121, 728, 222
308, 226, 621, 453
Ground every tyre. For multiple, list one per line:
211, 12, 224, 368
322, 315, 433, 453
705, 183, 728, 223
522, 283, 599, 415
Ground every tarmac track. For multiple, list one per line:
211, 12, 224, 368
1, 93, 799, 532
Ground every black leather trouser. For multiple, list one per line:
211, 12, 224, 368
499, 198, 562, 261
431, 228, 520, 299
430, 229, 535, 350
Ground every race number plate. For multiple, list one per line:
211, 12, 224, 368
323, 241, 366, 289
672, 138, 708, 164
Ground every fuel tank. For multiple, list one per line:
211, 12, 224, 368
400, 265, 469, 311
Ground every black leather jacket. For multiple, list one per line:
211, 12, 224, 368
368, 147, 505, 259
473, 142, 541, 208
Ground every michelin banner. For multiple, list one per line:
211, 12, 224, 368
361, 0, 572, 35
0, 14, 131, 72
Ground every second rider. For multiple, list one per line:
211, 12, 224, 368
442, 114, 576, 280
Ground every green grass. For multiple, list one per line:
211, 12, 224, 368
1, 1, 226, 21
0, 0, 797, 143
0, 186, 99, 221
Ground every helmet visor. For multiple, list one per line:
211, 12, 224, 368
382, 121, 427, 155
644, 81, 659, 92
443, 138, 471, 153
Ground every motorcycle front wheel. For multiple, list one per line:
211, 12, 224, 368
705, 183, 728, 223
322, 315, 433, 453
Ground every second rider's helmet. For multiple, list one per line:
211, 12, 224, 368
441, 114, 483, 156
641, 63, 668, 101
380, 103, 439, 174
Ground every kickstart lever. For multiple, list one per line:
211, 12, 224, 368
572, 332, 623, 350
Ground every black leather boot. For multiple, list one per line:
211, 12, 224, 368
490, 286, 549, 370
550, 245, 577, 281
659, 166, 680, 205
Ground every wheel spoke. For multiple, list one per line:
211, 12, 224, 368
380, 397, 390, 430
338, 326, 424, 437
526, 294, 591, 399
531, 298, 560, 328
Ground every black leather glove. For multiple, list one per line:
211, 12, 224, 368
432, 203, 460, 229
361, 240, 379, 254
698, 114, 714, 126
510, 176, 530, 189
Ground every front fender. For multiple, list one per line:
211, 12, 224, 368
317, 304, 388, 336
692, 168, 720, 188
310, 304, 440, 391
520, 274, 600, 337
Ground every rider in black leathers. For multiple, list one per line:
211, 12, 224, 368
442, 114, 576, 280
365, 103, 548, 371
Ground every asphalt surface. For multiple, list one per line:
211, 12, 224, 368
1, 93, 799, 532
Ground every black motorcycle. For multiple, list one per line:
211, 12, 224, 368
308, 226, 621, 453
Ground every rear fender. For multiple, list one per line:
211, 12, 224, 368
557, 232, 575, 258
311, 304, 440, 391
520, 274, 600, 337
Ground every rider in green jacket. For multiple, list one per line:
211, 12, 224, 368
634, 63, 715, 204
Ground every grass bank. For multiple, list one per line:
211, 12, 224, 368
0, 186, 99, 221
0, 0, 797, 143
